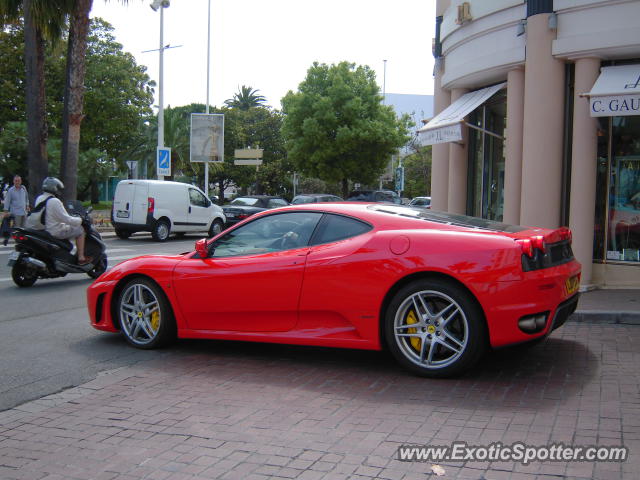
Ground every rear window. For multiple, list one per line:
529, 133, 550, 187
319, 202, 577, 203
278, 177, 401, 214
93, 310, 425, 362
230, 197, 259, 206
292, 196, 315, 204
267, 198, 289, 208
370, 205, 528, 233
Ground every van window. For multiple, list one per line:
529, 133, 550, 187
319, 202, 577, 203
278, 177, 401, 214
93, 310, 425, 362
189, 188, 209, 207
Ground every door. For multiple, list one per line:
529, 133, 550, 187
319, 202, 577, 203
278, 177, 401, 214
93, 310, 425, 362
172, 211, 323, 332
113, 182, 142, 225
131, 184, 149, 225
187, 187, 212, 232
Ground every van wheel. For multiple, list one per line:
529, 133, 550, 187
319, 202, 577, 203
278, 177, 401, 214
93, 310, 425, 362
209, 219, 224, 237
115, 229, 131, 239
152, 219, 170, 242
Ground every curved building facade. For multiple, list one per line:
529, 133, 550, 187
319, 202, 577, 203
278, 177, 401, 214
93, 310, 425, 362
421, 0, 640, 288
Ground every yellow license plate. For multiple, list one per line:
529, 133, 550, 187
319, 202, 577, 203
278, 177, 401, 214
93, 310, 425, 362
565, 275, 580, 295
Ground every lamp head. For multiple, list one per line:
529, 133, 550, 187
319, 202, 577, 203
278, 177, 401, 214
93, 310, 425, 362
150, 0, 170, 11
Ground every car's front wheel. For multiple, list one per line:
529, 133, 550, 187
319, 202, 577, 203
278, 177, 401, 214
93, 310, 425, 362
117, 278, 176, 349
385, 279, 487, 377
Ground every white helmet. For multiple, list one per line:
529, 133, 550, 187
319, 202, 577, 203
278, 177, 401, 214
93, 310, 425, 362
42, 177, 64, 195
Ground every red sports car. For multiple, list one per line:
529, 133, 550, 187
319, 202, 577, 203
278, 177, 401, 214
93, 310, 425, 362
87, 203, 581, 377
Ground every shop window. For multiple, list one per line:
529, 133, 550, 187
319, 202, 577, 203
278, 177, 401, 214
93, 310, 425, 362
594, 116, 640, 263
467, 92, 506, 221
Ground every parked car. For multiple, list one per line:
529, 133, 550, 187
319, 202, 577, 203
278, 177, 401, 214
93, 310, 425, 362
88, 203, 581, 378
221, 195, 288, 227
409, 196, 432, 208
111, 180, 226, 242
291, 193, 343, 204
347, 190, 402, 204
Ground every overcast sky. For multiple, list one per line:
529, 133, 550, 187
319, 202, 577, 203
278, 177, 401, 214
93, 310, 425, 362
90, 0, 436, 110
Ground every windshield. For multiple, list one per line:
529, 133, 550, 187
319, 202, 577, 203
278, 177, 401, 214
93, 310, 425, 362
229, 197, 259, 206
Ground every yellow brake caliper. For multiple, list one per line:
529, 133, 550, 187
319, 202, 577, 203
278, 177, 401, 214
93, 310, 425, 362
406, 310, 422, 352
150, 311, 160, 331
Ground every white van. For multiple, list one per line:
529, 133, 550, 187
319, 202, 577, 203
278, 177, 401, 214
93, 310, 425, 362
111, 180, 226, 241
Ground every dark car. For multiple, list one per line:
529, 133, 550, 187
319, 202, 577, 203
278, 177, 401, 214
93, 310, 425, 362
347, 190, 402, 204
291, 193, 343, 204
222, 195, 289, 227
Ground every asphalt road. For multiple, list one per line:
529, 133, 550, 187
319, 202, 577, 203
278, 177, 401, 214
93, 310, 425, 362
0, 232, 206, 411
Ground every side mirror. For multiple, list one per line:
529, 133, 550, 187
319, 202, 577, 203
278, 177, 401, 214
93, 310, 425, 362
195, 238, 209, 259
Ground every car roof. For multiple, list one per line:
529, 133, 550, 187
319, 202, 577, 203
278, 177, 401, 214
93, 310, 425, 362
235, 195, 284, 199
259, 202, 532, 236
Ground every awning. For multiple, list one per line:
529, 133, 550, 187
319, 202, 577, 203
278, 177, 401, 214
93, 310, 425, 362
417, 82, 506, 146
587, 65, 640, 117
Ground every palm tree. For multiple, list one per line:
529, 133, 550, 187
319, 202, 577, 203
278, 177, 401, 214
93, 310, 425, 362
59, 0, 93, 202
224, 85, 267, 110
0, 0, 68, 196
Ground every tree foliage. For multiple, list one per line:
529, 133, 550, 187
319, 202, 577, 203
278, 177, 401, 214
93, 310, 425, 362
0, 18, 154, 198
281, 61, 410, 197
401, 143, 432, 199
224, 85, 267, 110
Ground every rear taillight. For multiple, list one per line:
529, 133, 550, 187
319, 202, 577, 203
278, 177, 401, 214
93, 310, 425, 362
148, 197, 155, 214
12, 234, 26, 242
516, 238, 534, 257
558, 227, 572, 243
238, 213, 250, 219
531, 235, 546, 253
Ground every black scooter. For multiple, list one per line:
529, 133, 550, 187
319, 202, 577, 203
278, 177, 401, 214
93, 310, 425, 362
7, 200, 108, 287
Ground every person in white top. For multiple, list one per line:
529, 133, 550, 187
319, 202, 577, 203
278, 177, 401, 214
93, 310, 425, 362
34, 177, 92, 265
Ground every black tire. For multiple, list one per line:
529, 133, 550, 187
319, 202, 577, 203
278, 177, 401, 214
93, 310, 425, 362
115, 229, 131, 239
385, 278, 487, 378
87, 255, 108, 279
12, 262, 37, 288
151, 219, 170, 242
208, 218, 224, 237
116, 277, 176, 349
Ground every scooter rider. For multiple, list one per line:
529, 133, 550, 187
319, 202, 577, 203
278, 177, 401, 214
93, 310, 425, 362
35, 177, 93, 265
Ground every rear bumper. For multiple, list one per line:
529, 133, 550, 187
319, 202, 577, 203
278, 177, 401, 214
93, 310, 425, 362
479, 259, 581, 348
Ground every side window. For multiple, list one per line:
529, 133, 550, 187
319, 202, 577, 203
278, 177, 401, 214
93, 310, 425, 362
211, 212, 322, 258
267, 198, 288, 208
189, 189, 208, 207
311, 214, 372, 245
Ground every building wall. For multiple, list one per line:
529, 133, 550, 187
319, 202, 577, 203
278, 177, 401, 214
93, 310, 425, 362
431, 0, 640, 288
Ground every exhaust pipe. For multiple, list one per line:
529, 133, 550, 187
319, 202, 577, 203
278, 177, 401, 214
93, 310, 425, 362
24, 257, 47, 270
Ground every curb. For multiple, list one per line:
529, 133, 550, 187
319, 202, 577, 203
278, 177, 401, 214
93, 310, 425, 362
569, 311, 640, 325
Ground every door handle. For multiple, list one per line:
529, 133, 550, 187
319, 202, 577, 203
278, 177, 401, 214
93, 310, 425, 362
189, 206, 192, 213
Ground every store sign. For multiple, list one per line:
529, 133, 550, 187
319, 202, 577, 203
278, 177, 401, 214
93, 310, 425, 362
590, 95, 640, 117
419, 123, 462, 145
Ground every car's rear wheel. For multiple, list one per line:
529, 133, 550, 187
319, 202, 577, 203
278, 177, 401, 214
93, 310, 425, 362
117, 278, 176, 349
151, 219, 170, 242
385, 279, 487, 377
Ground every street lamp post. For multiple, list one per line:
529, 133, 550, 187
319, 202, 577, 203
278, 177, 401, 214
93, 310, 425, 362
204, 0, 211, 197
150, 0, 170, 180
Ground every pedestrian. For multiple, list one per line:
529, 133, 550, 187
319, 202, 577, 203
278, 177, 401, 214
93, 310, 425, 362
2, 175, 30, 245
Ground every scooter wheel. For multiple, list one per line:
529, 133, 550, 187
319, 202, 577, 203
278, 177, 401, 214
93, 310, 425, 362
12, 263, 37, 287
87, 256, 108, 279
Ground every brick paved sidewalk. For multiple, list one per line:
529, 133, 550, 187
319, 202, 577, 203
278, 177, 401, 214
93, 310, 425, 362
0, 323, 638, 480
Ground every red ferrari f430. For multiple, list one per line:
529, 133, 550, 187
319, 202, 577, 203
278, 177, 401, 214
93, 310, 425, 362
87, 203, 581, 377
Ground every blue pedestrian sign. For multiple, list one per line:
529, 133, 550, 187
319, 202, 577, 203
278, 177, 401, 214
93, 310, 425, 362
157, 147, 171, 176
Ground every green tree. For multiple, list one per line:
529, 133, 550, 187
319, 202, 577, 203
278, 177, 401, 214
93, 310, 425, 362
0, 0, 68, 195
282, 61, 410, 198
401, 143, 432, 199
224, 85, 267, 110
0, 17, 154, 199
